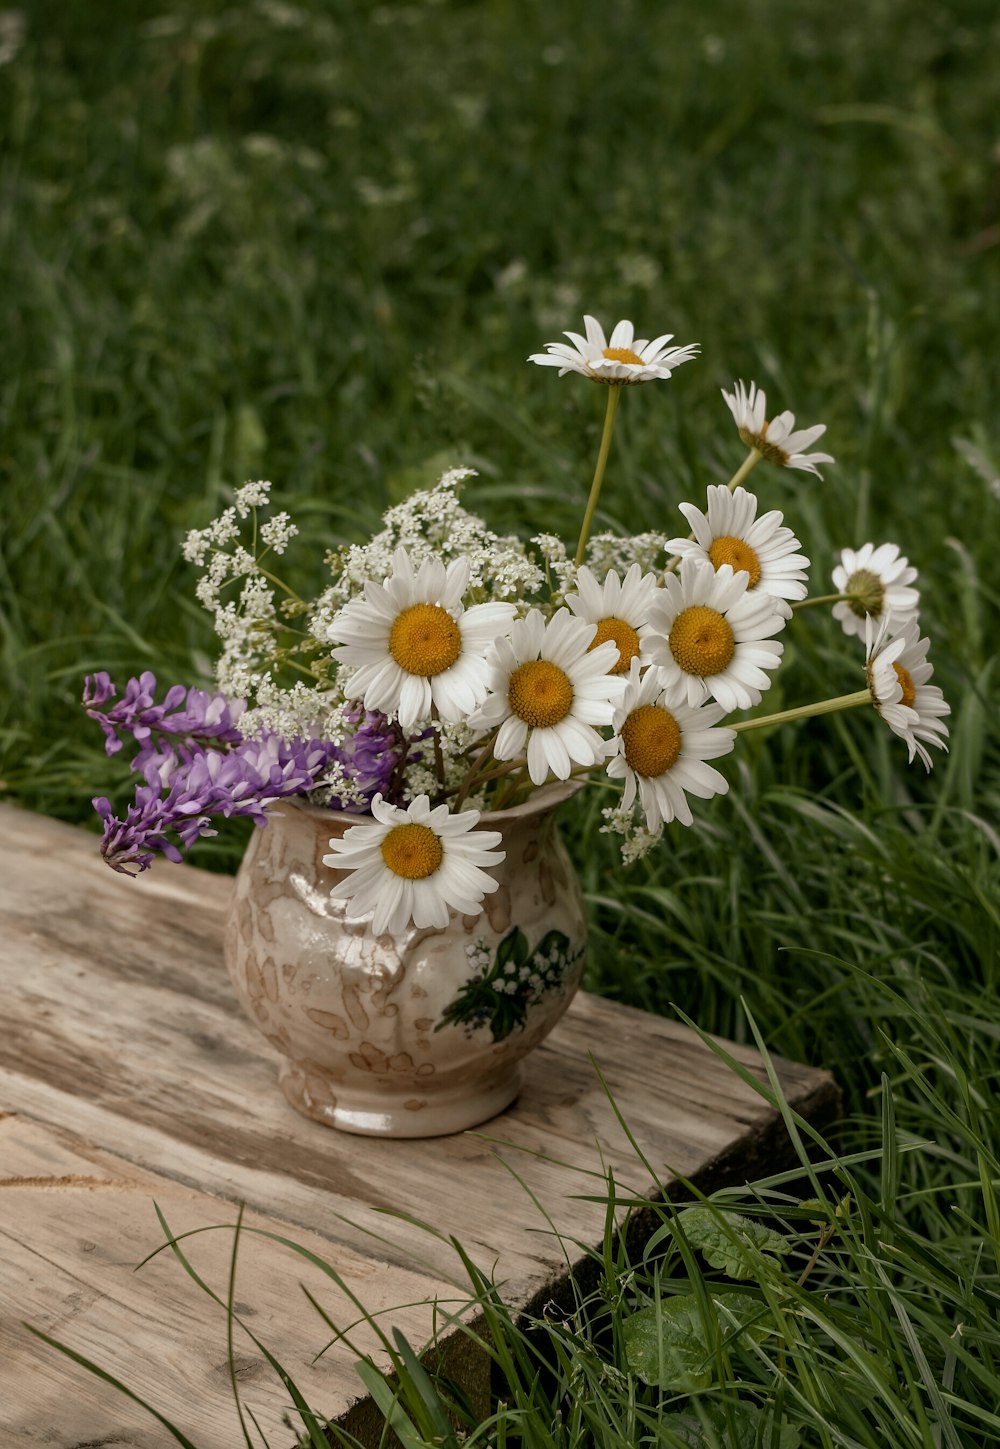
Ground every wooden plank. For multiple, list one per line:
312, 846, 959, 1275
0, 1113, 455, 1449
0, 803, 839, 1446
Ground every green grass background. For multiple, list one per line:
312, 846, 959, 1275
3, 1, 1000, 1443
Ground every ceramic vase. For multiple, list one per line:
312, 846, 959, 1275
223, 783, 587, 1137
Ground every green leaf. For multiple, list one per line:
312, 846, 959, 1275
494, 926, 529, 971
624, 1292, 772, 1391
675, 1206, 791, 1280
622, 1295, 715, 1391
658, 1401, 802, 1448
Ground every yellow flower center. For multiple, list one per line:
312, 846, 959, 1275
508, 659, 574, 728
893, 663, 916, 710
669, 605, 736, 677
602, 346, 645, 365
380, 823, 444, 880
738, 421, 789, 467
590, 616, 641, 675
846, 568, 886, 621
707, 535, 762, 588
389, 603, 462, 677
621, 704, 682, 778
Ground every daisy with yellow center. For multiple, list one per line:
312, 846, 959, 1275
647, 558, 786, 713
327, 546, 517, 730
564, 562, 661, 675
323, 793, 505, 936
864, 615, 950, 771
528, 315, 700, 386
666, 485, 810, 614
468, 608, 625, 787
832, 542, 920, 641
607, 660, 736, 829
722, 379, 834, 478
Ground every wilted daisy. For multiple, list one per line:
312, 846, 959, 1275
647, 558, 785, 713
666, 485, 809, 612
832, 542, 920, 641
469, 608, 625, 786
328, 546, 516, 730
529, 315, 699, 386
865, 615, 950, 770
722, 380, 834, 477
564, 562, 661, 675
607, 661, 736, 829
323, 794, 504, 936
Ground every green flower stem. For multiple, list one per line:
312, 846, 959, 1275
452, 730, 500, 809
731, 689, 871, 735
254, 564, 303, 602
726, 448, 763, 493
430, 707, 446, 792
792, 592, 852, 611
574, 384, 622, 568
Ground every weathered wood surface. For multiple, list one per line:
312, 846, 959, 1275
0, 802, 839, 1447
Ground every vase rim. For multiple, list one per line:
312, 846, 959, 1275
271, 777, 584, 829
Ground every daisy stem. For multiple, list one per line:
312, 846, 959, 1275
726, 449, 763, 493
430, 707, 446, 793
791, 592, 852, 610
574, 385, 622, 568
731, 689, 872, 734
492, 769, 531, 811
453, 731, 500, 810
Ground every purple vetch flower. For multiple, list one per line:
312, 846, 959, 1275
83, 671, 245, 760
333, 704, 406, 805
96, 733, 347, 875
85, 674, 412, 873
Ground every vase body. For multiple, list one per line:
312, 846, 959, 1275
223, 784, 587, 1137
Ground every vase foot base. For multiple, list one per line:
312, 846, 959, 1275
279, 1061, 524, 1138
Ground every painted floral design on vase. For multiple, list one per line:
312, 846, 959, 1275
223, 782, 587, 1137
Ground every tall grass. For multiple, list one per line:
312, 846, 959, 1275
5, 0, 1000, 1443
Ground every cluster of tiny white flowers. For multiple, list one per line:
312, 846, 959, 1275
586, 530, 672, 578
239, 678, 346, 744
259, 511, 297, 554
184, 509, 242, 568
600, 803, 664, 864
310, 758, 372, 811
531, 533, 577, 601
316, 469, 545, 622
404, 721, 486, 809
234, 479, 272, 515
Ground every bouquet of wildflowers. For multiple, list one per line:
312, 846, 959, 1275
86, 316, 949, 936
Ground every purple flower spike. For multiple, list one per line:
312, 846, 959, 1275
83, 671, 246, 760
87, 678, 410, 873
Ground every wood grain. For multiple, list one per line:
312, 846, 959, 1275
0, 803, 838, 1447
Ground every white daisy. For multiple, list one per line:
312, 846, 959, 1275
468, 608, 625, 786
528, 314, 699, 386
327, 546, 516, 730
666, 485, 810, 613
564, 562, 661, 675
832, 542, 920, 641
607, 661, 736, 829
647, 557, 785, 713
722, 379, 834, 477
323, 794, 505, 936
865, 615, 950, 771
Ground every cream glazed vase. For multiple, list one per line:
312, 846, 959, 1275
223, 782, 588, 1137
